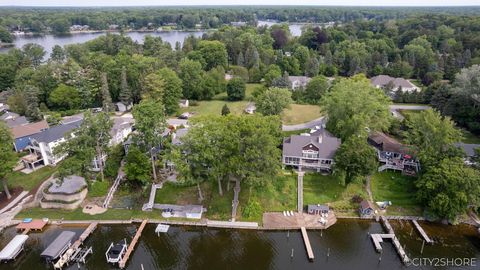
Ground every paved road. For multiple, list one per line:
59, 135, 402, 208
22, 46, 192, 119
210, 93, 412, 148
389, 105, 431, 110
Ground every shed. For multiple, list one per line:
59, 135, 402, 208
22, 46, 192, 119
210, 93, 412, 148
307, 204, 329, 215
184, 205, 203, 219
359, 200, 375, 218
40, 231, 76, 261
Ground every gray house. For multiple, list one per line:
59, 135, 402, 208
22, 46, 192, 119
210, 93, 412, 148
370, 75, 419, 93
282, 128, 341, 172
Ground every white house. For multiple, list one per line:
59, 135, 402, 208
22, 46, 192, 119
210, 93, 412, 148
23, 120, 83, 170
370, 75, 420, 93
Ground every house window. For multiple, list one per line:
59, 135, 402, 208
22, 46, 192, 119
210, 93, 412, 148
302, 150, 318, 158
285, 157, 299, 164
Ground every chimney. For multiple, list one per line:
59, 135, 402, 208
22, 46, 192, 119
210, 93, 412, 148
318, 135, 323, 144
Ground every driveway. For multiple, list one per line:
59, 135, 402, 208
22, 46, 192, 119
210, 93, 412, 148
282, 117, 325, 131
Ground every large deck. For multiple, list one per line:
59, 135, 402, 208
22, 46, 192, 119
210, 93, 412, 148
16, 219, 47, 233
262, 212, 337, 230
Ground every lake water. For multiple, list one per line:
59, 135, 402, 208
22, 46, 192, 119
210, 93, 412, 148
257, 21, 304, 37
0, 31, 206, 57
0, 219, 478, 270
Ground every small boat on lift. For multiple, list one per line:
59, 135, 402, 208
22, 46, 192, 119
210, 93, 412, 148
105, 239, 128, 264
0, 235, 29, 262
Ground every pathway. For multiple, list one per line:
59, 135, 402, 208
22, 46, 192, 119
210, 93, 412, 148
365, 175, 373, 202
142, 183, 163, 211
297, 172, 304, 213
103, 161, 125, 208
231, 180, 240, 222
0, 190, 28, 215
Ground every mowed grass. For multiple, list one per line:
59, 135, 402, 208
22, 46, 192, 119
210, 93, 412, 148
7, 166, 57, 191
88, 180, 110, 198
281, 104, 322, 125
180, 83, 322, 125
303, 173, 344, 205
155, 181, 233, 220
370, 171, 422, 216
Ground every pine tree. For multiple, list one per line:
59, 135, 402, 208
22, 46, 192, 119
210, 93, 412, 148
221, 104, 230, 116
101, 73, 114, 113
119, 66, 132, 106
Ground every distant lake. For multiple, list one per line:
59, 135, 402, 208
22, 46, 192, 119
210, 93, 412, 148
0, 30, 206, 58
257, 20, 304, 37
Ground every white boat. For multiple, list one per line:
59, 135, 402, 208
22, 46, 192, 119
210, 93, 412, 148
0, 235, 29, 262
105, 239, 128, 264
155, 224, 170, 234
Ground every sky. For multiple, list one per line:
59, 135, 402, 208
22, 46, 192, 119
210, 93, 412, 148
0, 0, 478, 7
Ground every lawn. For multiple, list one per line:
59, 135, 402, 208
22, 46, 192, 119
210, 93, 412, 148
155, 181, 233, 220
370, 171, 422, 216
179, 83, 322, 125
238, 173, 297, 222
303, 174, 344, 205
88, 180, 110, 198
7, 166, 57, 191
281, 104, 323, 125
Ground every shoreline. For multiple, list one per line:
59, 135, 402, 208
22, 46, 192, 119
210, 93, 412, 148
11, 28, 213, 38
10, 215, 479, 232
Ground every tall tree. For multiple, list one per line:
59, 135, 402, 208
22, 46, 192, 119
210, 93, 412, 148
321, 76, 392, 141
101, 72, 114, 113
334, 135, 377, 183
304, 75, 329, 104
48, 84, 81, 110
56, 111, 113, 181
197, 40, 228, 70
416, 158, 480, 221
132, 100, 167, 181
124, 145, 151, 187
141, 72, 164, 102
179, 58, 204, 100
158, 67, 183, 115
0, 123, 16, 199
404, 109, 463, 168
119, 66, 132, 105
226, 78, 246, 101
255, 87, 292, 116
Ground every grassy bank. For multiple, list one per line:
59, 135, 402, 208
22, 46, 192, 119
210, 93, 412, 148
370, 171, 422, 216
7, 166, 57, 191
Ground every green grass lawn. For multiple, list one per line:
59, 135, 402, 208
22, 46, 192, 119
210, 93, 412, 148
155, 181, 233, 220
180, 83, 322, 125
7, 166, 57, 191
303, 173, 344, 205
88, 180, 110, 198
281, 104, 323, 125
370, 171, 422, 216
238, 173, 297, 222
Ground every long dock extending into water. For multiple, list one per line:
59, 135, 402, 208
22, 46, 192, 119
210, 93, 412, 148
412, 220, 433, 244
300, 227, 314, 261
119, 219, 148, 269
375, 216, 410, 265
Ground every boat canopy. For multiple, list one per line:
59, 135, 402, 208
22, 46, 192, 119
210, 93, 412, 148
0, 235, 29, 261
40, 231, 76, 261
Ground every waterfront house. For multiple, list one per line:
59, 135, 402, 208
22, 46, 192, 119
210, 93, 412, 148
370, 75, 420, 93
307, 204, 329, 215
11, 120, 49, 152
288, 76, 311, 90
282, 127, 341, 172
23, 119, 83, 170
368, 132, 420, 176
359, 200, 375, 218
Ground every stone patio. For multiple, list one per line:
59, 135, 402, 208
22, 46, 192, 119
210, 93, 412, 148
262, 211, 337, 230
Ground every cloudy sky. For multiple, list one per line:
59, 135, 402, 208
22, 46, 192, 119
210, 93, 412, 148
0, 0, 478, 6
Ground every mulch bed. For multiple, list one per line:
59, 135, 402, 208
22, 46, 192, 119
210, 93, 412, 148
0, 187, 24, 211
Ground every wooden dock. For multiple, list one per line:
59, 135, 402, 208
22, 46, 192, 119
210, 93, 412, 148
377, 216, 410, 265
411, 220, 433, 244
300, 227, 314, 261
119, 219, 148, 269
53, 222, 98, 270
